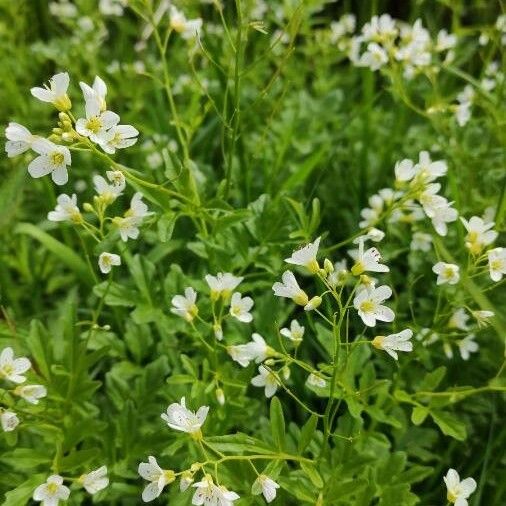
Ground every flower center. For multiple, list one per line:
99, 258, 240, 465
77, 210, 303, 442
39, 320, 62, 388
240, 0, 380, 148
51, 151, 65, 166
360, 300, 376, 313
491, 259, 503, 271
2, 365, 13, 376
46, 482, 59, 495
86, 116, 102, 134
443, 267, 455, 279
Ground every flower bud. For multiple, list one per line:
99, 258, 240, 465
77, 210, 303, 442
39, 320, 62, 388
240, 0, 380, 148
304, 296, 322, 311
83, 202, 94, 212
215, 388, 225, 406
324, 258, 334, 273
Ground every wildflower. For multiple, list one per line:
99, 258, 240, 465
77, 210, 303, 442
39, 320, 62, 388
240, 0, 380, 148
372, 329, 413, 360
487, 247, 506, 282
252, 475, 280, 503
251, 365, 279, 398
138, 456, 175, 502
1, 410, 19, 432
106, 169, 126, 188
327, 259, 348, 287
93, 173, 124, 203
0, 347, 31, 383
436, 29, 457, 52
395, 158, 416, 182
78, 466, 109, 494
215, 388, 225, 406
205, 272, 243, 300
306, 373, 327, 388
28, 138, 71, 185
33, 475, 71, 506
170, 6, 203, 40
354, 227, 385, 243
31, 72, 71, 111
180, 471, 194, 492
170, 287, 198, 322
99, 0, 127, 16
47, 194, 82, 223
410, 231, 432, 252
228, 333, 271, 367
213, 323, 223, 341
79, 76, 107, 112
415, 151, 447, 183
429, 201, 458, 236
14, 384, 47, 404
353, 285, 395, 327
100, 125, 139, 154
443, 468, 476, 505
448, 308, 469, 330
460, 216, 497, 254
458, 335, 479, 360
114, 192, 150, 241
192, 475, 240, 506
5, 122, 37, 157
361, 14, 397, 41
358, 42, 388, 70
433, 262, 460, 285
98, 252, 121, 274
284, 237, 321, 273
161, 397, 209, 435
472, 310, 494, 327
280, 319, 305, 343
75, 99, 119, 145
272, 271, 309, 306
229, 292, 254, 323
351, 239, 389, 276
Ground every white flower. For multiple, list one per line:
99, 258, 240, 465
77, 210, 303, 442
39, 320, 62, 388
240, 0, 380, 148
455, 101, 472, 127
395, 158, 416, 182
31, 72, 71, 111
251, 365, 279, 398
429, 201, 458, 236
284, 237, 321, 273
415, 151, 447, 182
1, 410, 19, 432
306, 373, 327, 388
180, 471, 194, 492
432, 262, 460, 285
98, 252, 121, 274
410, 231, 432, 252
170, 6, 203, 40
472, 310, 494, 327
458, 335, 478, 360
78, 466, 109, 494
353, 285, 395, 327
5, 122, 37, 157
229, 292, 254, 323
170, 287, 198, 322
280, 319, 305, 343
362, 14, 397, 41
443, 468, 476, 505
351, 239, 389, 276
355, 227, 385, 243
28, 139, 71, 185
75, 99, 119, 145
228, 333, 270, 367
161, 397, 209, 435
487, 247, 506, 282
79, 76, 107, 112
192, 475, 240, 506
93, 173, 125, 203
33, 475, 71, 506
448, 308, 469, 331
252, 475, 280, 503
47, 194, 81, 223
205, 272, 243, 300
138, 456, 175, 502
14, 384, 47, 404
460, 216, 497, 254
0, 347, 31, 383
100, 125, 139, 154
358, 42, 388, 70
436, 29, 457, 51
114, 192, 150, 241
272, 271, 309, 306
372, 329, 413, 360
304, 296, 322, 311
327, 259, 348, 287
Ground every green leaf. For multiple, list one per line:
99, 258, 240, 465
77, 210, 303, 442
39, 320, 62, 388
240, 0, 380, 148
270, 396, 286, 450
0, 168, 25, 230
431, 410, 467, 441
300, 462, 324, 488
3, 474, 45, 506
411, 406, 429, 425
420, 366, 446, 391
15, 222, 92, 286
298, 414, 318, 453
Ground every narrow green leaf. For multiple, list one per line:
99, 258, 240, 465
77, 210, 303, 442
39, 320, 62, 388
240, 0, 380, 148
298, 414, 318, 453
270, 396, 286, 450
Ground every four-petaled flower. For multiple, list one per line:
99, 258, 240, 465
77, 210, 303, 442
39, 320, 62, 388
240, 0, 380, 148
78, 466, 109, 495
14, 384, 47, 404
252, 475, 280, 503
272, 271, 309, 306
161, 397, 209, 435
432, 262, 460, 285
33, 475, 71, 506
488, 247, 506, 282
0, 347, 31, 384
351, 239, 389, 276
251, 365, 279, 398
280, 319, 305, 343
205, 272, 243, 300
28, 139, 71, 186
5, 122, 38, 157
31, 72, 71, 111
138, 456, 175, 502
372, 329, 413, 360
443, 468, 476, 506
228, 333, 270, 367
170, 287, 198, 322
284, 237, 321, 273
353, 285, 395, 327
98, 252, 121, 274
229, 292, 254, 322
47, 194, 81, 223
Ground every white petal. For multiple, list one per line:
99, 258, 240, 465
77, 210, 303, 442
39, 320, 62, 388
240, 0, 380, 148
28, 156, 52, 178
